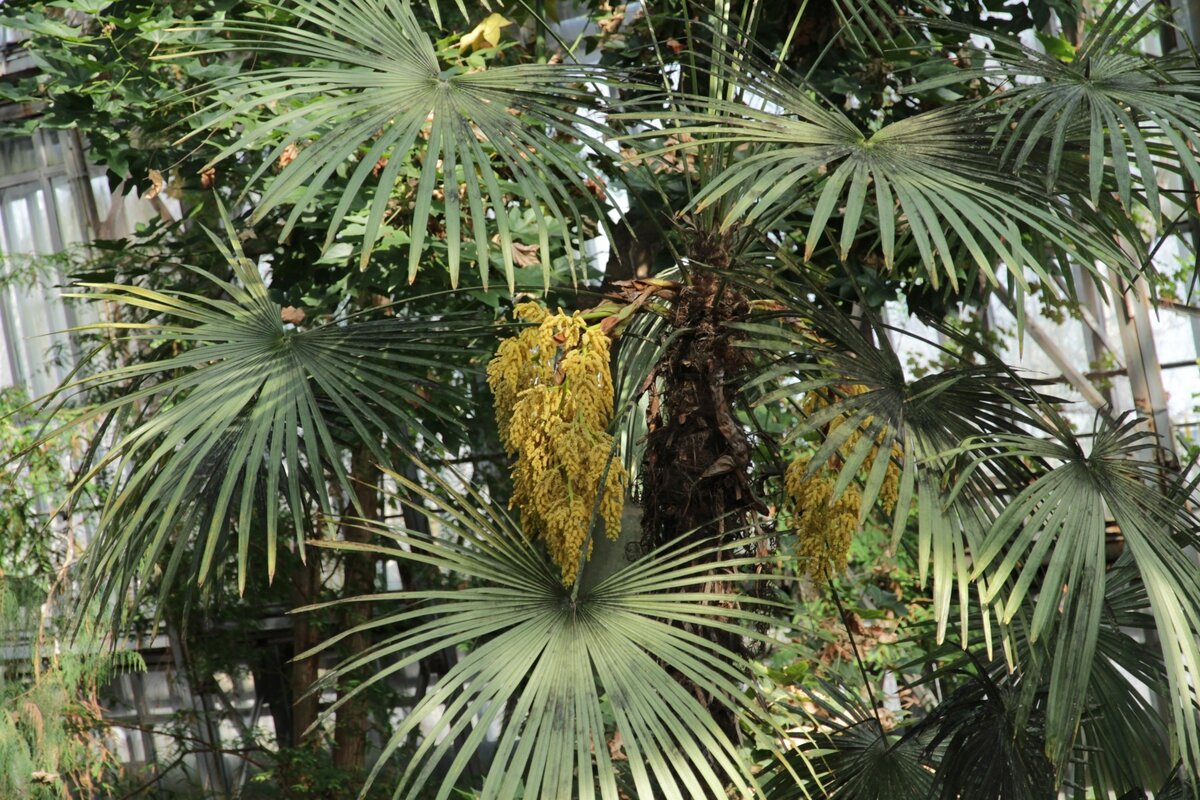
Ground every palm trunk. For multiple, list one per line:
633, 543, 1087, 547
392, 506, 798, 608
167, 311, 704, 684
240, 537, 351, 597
639, 258, 762, 744
332, 445, 380, 772
640, 267, 758, 553
290, 549, 322, 749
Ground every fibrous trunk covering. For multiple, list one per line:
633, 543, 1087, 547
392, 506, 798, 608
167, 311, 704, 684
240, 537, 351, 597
639, 263, 763, 741
641, 269, 758, 550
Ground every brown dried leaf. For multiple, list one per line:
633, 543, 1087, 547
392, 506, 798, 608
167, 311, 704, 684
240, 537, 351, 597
281, 306, 306, 325
584, 177, 607, 202
511, 241, 540, 268
608, 729, 627, 761
144, 168, 164, 201
278, 143, 300, 169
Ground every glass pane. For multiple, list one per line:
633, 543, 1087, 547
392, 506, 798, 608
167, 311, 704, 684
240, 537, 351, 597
0, 302, 20, 387
2, 185, 54, 255
39, 129, 64, 168
0, 181, 75, 394
28, 189, 53, 253
3, 186, 36, 253
91, 174, 112, 221
0, 27, 31, 47
0, 136, 37, 176
52, 176, 82, 246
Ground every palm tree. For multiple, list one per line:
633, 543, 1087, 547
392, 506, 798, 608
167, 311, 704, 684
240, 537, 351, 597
23, 0, 1200, 796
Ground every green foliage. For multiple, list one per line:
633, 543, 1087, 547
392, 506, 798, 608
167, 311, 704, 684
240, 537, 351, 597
248, 746, 396, 800
770, 526, 932, 699
178, 0, 628, 287
761, 685, 934, 800
306, 465, 786, 800
0, 581, 145, 798
0, 367, 127, 799
0, 387, 68, 579
9, 0, 1200, 797
46, 217, 486, 613
914, 0, 1200, 216
0, 0, 251, 187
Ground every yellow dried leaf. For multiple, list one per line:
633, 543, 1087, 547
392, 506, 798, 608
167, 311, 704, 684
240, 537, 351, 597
458, 13, 512, 51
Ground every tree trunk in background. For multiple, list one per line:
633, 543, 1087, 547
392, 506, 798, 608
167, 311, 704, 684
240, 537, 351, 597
332, 446, 380, 771
253, 643, 293, 749
290, 549, 322, 748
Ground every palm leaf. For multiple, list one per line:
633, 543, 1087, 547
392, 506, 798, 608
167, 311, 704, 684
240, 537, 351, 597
35, 215, 483, 615
300, 462, 792, 800
612, 306, 671, 484
820, 0, 915, 58
1122, 771, 1199, 800
972, 412, 1200, 776
733, 290, 1043, 645
908, 0, 1200, 218
1073, 561, 1173, 796
175, 0, 629, 289
914, 668, 1056, 800
910, 555, 1175, 795
761, 682, 932, 800
622, 69, 1132, 294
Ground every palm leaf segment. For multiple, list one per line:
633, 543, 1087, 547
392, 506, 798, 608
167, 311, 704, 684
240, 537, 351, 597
638, 69, 1130, 293
1070, 560, 1170, 794
50, 220, 478, 608
913, 0, 1200, 217
307, 466, 789, 800
183, 0, 624, 289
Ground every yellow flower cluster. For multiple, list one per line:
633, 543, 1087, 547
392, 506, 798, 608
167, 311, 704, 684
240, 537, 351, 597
785, 385, 903, 583
486, 302, 626, 585
786, 457, 861, 581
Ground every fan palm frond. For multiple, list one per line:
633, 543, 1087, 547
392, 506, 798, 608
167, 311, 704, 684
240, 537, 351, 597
303, 463, 791, 800
821, 0, 915, 57
177, 0, 629, 288
909, 555, 1174, 795
33, 216, 483, 614
971, 413, 1200, 774
728, 275, 1200, 777
624, 69, 1131, 293
734, 293, 1041, 644
916, 669, 1055, 800
909, 0, 1200, 217
1073, 561, 1173, 796
1124, 771, 1199, 800
761, 682, 932, 800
